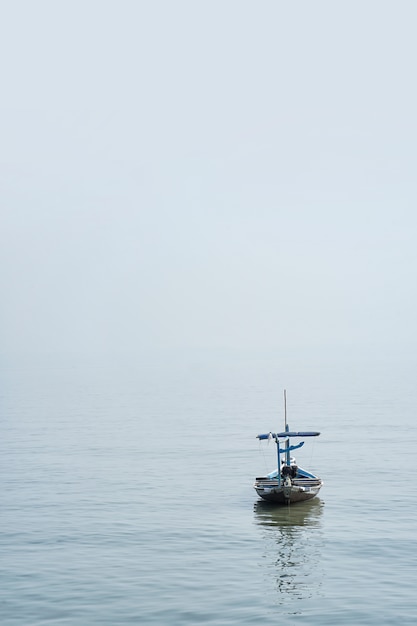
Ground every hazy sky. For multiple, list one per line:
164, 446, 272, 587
1, 1, 416, 359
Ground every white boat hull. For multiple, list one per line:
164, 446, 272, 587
254, 477, 323, 504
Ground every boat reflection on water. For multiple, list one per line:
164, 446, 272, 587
254, 499, 324, 607
254, 498, 323, 528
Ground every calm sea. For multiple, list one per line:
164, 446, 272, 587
2, 351, 417, 625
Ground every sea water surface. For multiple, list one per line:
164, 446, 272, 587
1, 351, 417, 625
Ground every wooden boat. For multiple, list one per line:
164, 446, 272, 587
254, 391, 323, 505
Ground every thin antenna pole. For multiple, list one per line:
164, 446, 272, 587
284, 389, 290, 466
284, 389, 287, 430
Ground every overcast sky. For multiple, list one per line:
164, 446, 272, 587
1, 1, 416, 361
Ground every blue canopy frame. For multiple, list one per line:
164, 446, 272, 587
257, 431, 320, 440
257, 429, 320, 486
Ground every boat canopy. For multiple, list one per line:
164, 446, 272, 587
257, 431, 320, 440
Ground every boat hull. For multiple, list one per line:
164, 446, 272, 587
254, 478, 323, 504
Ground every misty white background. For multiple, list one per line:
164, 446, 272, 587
1, 1, 416, 360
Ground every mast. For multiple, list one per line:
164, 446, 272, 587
284, 389, 290, 466
284, 389, 287, 430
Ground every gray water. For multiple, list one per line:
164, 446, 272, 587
2, 352, 417, 625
